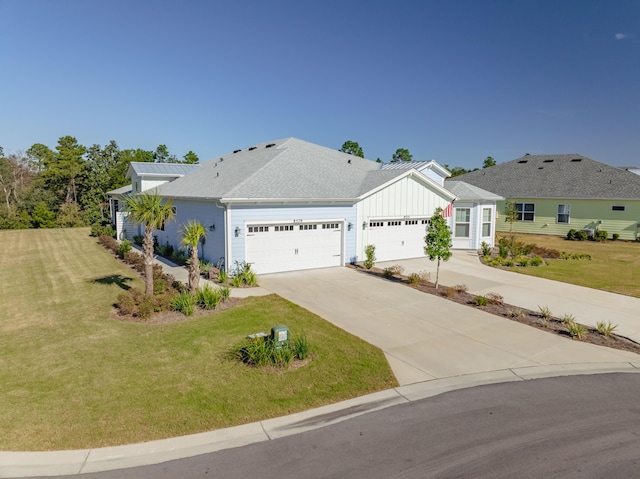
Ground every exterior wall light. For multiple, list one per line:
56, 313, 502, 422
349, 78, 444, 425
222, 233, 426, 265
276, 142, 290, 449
234, 226, 241, 237
347, 222, 353, 231
362, 221, 367, 230
209, 224, 215, 231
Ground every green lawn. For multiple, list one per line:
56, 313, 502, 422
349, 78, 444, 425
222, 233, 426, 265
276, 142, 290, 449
496, 232, 640, 298
0, 228, 397, 451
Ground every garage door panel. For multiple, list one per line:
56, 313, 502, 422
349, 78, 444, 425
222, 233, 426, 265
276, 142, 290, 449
367, 219, 429, 262
246, 222, 342, 274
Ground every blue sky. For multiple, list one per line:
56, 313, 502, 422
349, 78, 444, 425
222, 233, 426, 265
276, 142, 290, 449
1, 0, 638, 169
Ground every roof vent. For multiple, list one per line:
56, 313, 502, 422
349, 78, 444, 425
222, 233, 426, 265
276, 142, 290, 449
571, 158, 582, 162
543, 159, 554, 163
248, 146, 257, 151
518, 160, 528, 164
265, 143, 276, 148
216, 172, 219, 178
348, 159, 351, 164
220, 158, 224, 162
233, 149, 241, 154
538, 167, 544, 169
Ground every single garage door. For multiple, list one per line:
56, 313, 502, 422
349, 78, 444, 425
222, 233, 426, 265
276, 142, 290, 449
245, 222, 343, 274
367, 218, 429, 262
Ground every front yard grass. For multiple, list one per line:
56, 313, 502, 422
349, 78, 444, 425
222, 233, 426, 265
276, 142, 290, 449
495, 232, 640, 298
0, 228, 396, 451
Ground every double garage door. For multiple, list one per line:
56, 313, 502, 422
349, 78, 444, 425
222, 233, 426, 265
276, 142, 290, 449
245, 222, 342, 274
367, 218, 430, 262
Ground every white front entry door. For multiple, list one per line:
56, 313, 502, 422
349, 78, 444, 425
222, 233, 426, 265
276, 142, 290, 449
245, 222, 342, 274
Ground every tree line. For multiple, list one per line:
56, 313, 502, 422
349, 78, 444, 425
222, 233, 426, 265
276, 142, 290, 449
339, 140, 497, 175
0, 136, 199, 230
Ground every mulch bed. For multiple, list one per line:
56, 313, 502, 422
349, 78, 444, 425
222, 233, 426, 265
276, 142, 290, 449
111, 297, 243, 324
348, 264, 640, 355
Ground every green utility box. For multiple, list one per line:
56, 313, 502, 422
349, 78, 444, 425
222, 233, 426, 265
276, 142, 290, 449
270, 325, 290, 350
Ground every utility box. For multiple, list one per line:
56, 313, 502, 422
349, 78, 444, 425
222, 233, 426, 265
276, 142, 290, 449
270, 325, 290, 350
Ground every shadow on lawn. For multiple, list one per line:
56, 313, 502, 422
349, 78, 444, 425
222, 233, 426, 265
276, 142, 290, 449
91, 274, 134, 290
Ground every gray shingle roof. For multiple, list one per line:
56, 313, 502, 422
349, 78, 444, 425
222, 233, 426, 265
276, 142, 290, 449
155, 138, 428, 200
445, 181, 503, 201
446, 154, 640, 200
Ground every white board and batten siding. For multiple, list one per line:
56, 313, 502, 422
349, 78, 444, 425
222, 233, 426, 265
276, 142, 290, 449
228, 204, 357, 275
357, 175, 453, 262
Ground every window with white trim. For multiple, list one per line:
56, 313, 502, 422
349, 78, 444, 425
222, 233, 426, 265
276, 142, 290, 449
274, 225, 293, 232
516, 203, 535, 221
612, 205, 626, 212
321, 223, 340, 229
482, 208, 492, 236
299, 224, 317, 230
557, 204, 571, 224
248, 226, 269, 233
454, 208, 471, 237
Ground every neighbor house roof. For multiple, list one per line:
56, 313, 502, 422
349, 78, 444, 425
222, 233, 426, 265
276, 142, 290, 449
106, 184, 132, 196
381, 160, 451, 178
126, 162, 201, 178
447, 154, 640, 200
154, 138, 451, 202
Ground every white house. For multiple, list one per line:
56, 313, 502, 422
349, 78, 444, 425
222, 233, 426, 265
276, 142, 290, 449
109, 138, 500, 274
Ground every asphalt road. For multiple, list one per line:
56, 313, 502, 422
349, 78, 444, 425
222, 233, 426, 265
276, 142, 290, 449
30, 373, 640, 479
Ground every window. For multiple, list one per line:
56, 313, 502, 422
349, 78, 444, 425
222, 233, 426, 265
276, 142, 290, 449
612, 205, 626, 212
455, 208, 471, 237
405, 220, 418, 225
299, 224, 317, 230
387, 220, 401, 226
322, 223, 339, 229
557, 204, 571, 224
274, 225, 293, 232
369, 221, 384, 228
248, 226, 269, 233
516, 203, 535, 221
482, 208, 492, 237
421, 219, 430, 225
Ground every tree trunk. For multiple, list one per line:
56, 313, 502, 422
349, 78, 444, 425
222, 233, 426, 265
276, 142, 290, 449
435, 257, 441, 289
188, 246, 200, 293
143, 226, 154, 296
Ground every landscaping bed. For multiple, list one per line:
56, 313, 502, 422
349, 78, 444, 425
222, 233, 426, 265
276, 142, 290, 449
349, 264, 640, 356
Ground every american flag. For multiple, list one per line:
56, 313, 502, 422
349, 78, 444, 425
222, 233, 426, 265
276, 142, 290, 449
441, 202, 453, 218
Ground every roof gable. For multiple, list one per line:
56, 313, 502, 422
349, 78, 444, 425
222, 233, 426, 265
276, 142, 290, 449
126, 162, 200, 179
448, 154, 640, 200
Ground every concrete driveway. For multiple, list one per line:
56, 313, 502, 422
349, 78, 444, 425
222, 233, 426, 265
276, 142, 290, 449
260, 266, 640, 386
379, 251, 640, 343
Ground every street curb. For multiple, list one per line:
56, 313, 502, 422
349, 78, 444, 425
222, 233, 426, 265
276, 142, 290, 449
2, 363, 639, 478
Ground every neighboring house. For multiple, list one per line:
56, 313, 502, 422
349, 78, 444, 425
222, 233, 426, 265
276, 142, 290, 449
110, 138, 501, 274
447, 154, 640, 240
107, 163, 200, 240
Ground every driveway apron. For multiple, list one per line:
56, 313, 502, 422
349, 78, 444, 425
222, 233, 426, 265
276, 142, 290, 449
259, 267, 639, 386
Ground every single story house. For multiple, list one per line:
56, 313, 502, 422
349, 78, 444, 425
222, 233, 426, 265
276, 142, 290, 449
109, 138, 501, 274
447, 154, 640, 240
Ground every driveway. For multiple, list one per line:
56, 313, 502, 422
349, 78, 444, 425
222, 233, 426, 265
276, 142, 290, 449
260, 266, 640, 386
379, 251, 640, 343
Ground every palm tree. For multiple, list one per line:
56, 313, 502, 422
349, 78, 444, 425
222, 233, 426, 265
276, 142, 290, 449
181, 220, 206, 293
122, 193, 176, 295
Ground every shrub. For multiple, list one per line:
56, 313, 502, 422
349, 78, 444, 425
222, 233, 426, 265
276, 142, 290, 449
231, 261, 259, 287
172, 249, 188, 265
117, 240, 132, 259
292, 334, 311, 360
507, 308, 524, 318
487, 257, 504, 267
383, 264, 405, 278
529, 256, 543, 266
531, 246, 562, 259
98, 234, 119, 253
232, 274, 243, 287
503, 259, 515, 267
561, 313, 576, 324
480, 241, 492, 257
565, 319, 587, 339
596, 321, 617, 337
199, 258, 213, 273
486, 292, 504, 305
154, 241, 174, 258
567, 229, 588, 241
497, 239, 509, 258
91, 223, 116, 238
417, 270, 431, 285
593, 230, 608, 242
196, 285, 222, 310
364, 244, 376, 269
133, 235, 144, 246
612, 233, 620, 241
220, 285, 230, 302
454, 284, 468, 293
153, 278, 167, 294
474, 295, 488, 306
116, 290, 140, 316
445, 287, 458, 298
408, 273, 421, 286
538, 305, 553, 320
516, 256, 529, 267
218, 269, 229, 283
522, 243, 535, 256
171, 291, 197, 316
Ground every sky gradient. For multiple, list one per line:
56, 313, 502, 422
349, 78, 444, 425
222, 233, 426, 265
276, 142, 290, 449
1, 0, 638, 169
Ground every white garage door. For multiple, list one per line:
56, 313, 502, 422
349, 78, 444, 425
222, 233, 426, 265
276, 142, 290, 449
367, 218, 429, 262
245, 222, 343, 274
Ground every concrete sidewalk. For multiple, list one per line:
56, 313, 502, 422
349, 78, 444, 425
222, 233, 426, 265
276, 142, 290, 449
380, 252, 640, 344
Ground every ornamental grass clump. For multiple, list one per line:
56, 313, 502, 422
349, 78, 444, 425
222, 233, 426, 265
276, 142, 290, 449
196, 284, 222, 310
171, 291, 197, 316
596, 321, 617, 337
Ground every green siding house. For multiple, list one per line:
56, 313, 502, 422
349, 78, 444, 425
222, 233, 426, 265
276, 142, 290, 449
446, 154, 640, 241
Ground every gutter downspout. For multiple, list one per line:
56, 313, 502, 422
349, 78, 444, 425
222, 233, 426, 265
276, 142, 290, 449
213, 200, 229, 271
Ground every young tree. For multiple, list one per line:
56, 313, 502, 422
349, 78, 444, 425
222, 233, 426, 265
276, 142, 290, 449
181, 220, 206, 292
424, 207, 452, 289
391, 148, 412, 163
504, 199, 518, 233
483, 156, 496, 168
182, 151, 200, 164
340, 140, 364, 158
123, 193, 176, 295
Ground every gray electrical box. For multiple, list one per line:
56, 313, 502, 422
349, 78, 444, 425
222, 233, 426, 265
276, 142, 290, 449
270, 325, 290, 350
